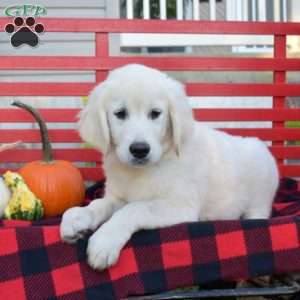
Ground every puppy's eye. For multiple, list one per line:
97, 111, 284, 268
149, 109, 161, 120
114, 108, 128, 120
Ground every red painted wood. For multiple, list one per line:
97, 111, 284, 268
0, 128, 299, 144
1, 163, 298, 179
2, 146, 299, 162
0, 167, 104, 181
0, 149, 101, 162
96, 33, 109, 57
273, 36, 286, 109
279, 165, 300, 178
2, 107, 300, 123
1, 163, 297, 180
1, 83, 300, 97
1, 18, 300, 34
273, 35, 287, 162
221, 128, 300, 141
1, 56, 300, 71
186, 83, 300, 96
0, 109, 79, 122
0, 18, 299, 177
270, 146, 300, 159
193, 108, 300, 121
0, 56, 101, 70
79, 167, 104, 181
0, 130, 80, 143
2, 108, 299, 125
107, 57, 300, 71
0, 83, 93, 96
96, 33, 109, 83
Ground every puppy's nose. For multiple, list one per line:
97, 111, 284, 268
129, 142, 150, 159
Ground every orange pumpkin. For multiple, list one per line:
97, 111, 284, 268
13, 101, 85, 218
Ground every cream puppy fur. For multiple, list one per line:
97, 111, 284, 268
60, 64, 279, 271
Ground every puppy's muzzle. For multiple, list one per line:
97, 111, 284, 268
129, 142, 150, 159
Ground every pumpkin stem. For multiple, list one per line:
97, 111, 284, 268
12, 101, 53, 162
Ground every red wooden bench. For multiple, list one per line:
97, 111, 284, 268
0, 18, 300, 299
0, 19, 300, 180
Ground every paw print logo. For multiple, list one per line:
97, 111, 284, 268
5, 17, 44, 47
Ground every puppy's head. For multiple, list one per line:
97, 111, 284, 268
79, 64, 194, 166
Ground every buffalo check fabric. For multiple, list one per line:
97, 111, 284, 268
0, 178, 300, 300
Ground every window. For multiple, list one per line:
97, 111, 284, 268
232, 0, 288, 22
231, 0, 288, 54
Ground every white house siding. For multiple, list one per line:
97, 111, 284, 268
0, 0, 119, 105
0, 0, 111, 79
0, 1, 114, 161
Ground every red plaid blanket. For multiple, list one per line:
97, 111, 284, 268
0, 178, 300, 300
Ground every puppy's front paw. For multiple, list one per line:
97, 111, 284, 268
87, 227, 123, 271
60, 207, 93, 244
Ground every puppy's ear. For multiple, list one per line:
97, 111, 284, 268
167, 78, 194, 156
78, 83, 111, 155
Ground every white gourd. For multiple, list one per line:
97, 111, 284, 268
0, 178, 11, 218
0, 141, 22, 218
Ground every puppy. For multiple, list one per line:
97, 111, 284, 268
60, 64, 279, 270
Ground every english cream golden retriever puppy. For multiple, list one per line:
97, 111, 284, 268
60, 64, 279, 271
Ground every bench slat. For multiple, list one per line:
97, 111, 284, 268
187, 83, 300, 96
0, 109, 79, 122
0, 149, 101, 162
1, 18, 300, 34
0, 147, 299, 162
1, 57, 300, 71
0, 83, 93, 96
0, 167, 104, 181
1, 165, 296, 179
0, 130, 80, 142
1, 108, 300, 123
271, 146, 300, 159
0, 128, 299, 143
279, 165, 300, 177
222, 128, 300, 141
1, 83, 299, 96
194, 108, 300, 121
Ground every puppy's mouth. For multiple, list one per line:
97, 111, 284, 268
130, 157, 150, 166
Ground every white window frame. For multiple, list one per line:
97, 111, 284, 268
231, 0, 288, 53
120, 0, 288, 54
